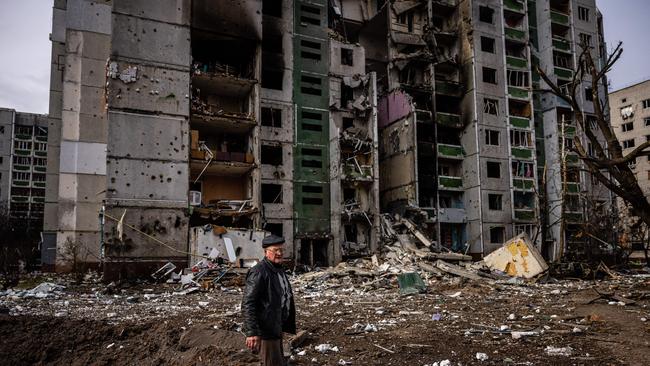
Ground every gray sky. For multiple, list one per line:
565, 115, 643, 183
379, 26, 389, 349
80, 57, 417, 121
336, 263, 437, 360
0, 0, 648, 114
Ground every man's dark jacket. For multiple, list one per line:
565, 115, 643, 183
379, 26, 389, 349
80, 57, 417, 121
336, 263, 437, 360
242, 258, 296, 339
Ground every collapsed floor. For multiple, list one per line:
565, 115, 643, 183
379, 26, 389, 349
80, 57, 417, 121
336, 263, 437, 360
2, 262, 649, 366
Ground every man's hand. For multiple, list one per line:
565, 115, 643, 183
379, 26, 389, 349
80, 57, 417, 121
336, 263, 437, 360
246, 336, 261, 352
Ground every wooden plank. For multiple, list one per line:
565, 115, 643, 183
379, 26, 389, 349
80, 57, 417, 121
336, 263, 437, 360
435, 259, 483, 281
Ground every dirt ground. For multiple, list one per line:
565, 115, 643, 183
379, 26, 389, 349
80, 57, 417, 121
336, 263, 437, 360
1, 271, 649, 366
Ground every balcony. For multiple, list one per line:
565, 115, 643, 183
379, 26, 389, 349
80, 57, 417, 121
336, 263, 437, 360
551, 11, 570, 26
13, 164, 30, 172
506, 56, 528, 69
190, 159, 254, 177
10, 195, 30, 203
15, 133, 32, 141
35, 135, 47, 142
505, 27, 526, 42
14, 149, 31, 156
12, 180, 30, 187
509, 116, 530, 128
566, 154, 580, 165
31, 196, 45, 203
503, 0, 524, 13
552, 38, 571, 51
190, 113, 256, 134
34, 150, 47, 157
514, 208, 535, 221
32, 181, 46, 188
438, 175, 463, 190
513, 178, 535, 191
435, 80, 462, 97
33, 166, 47, 173
511, 147, 534, 160
566, 182, 580, 193
437, 143, 464, 160
508, 86, 530, 100
565, 212, 583, 223
554, 67, 573, 79
436, 112, 462, 128
342, 163, 373, 182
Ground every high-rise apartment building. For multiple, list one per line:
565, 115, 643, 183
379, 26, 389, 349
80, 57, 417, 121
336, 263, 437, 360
45, 0, 611, 272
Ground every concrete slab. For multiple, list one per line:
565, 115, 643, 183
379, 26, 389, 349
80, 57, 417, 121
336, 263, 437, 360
483, 233, 548, 278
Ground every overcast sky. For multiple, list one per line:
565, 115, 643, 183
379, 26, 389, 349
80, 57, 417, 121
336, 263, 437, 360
0, 0, 648, 114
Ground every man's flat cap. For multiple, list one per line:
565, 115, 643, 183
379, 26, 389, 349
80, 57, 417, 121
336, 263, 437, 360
262, 234, 285, 248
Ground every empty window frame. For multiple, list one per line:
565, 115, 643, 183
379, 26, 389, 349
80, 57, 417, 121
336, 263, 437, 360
479, 6, 494, 23
622, 139, 635, 149
300, 75, 322, 96
264, 223, 284, 238
645, 118, 650, 127
261, 107, 282, 127
488, 194, 502, 210
489, 226, 505, 243
481, 36, 495, 53
301, 147, 323, 168
261, 145, 283, 165
578, 6, 589, 22
643, 99, 650, 109
484, 98, 498, 115
553, 53, 572, 69
483, 67, 497, 84
301, 109, 323, 132
262, 184, 283, 203
263, 0, 282, 18
627, 157, 637, 169
300, 39, 322, 61
507, 70, 529, 87
512, 161, 535, 178
487, 161, 501, 178
622, 122, 634, 132
579, 33, 592, 47
15, 141, 31, 150
300, 4, 321, 26
585, 87, 593, 101
301, 185, 323, 205
485, 129, 500, 146
341, 48, 354, 66
510, 129, 533, 147
262, 66, 283, 90
0, 126, 4, 134
397, 11, 415, 32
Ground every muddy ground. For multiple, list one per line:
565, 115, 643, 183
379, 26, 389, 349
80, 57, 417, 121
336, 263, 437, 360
1, 271, 649, 366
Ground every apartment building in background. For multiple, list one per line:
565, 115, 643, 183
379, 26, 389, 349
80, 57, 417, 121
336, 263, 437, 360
0, 108, 48, 223
609, 79, 650, 248
44, 0, 611, 273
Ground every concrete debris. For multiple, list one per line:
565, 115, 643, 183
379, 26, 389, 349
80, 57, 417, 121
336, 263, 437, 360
483, 233, 548, 279
315, 344, 339, 353
544, 346, 573, 356
151, 262, 177, 281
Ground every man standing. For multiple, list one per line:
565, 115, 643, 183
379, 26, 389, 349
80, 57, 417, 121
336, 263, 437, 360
242, 234, 296, 365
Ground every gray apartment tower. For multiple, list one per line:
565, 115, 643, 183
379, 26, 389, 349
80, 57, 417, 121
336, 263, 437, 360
44, 0, 611, 273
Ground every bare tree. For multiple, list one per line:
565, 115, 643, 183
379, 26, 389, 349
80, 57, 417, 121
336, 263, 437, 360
536, 42, 650, 228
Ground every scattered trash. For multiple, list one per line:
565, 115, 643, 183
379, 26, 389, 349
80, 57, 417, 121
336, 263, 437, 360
475, 352, 488, 361
151, 262, 177, 281
545, 346, 574, 356
315, 344, 339, 353
397, 272, 427, 295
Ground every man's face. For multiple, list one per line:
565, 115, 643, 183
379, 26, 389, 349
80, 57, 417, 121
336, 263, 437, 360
264, 244, 284, 264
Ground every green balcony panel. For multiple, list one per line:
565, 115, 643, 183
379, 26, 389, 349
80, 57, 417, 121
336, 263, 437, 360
505, 27, 526, 41
35, 135, 47, 142
13, 181, 29, 187
566, 212, 583, 223
13, 165, 30, 171
33, 182, 46, 188
504, 0, 524, 12
566, 182, 580, 193
437, 144, 464, 159
513, 178, 534, 190
506, 56, 527, 69
566, 154, 580, 164
32, 197, 45, 203
11, 196, 30, 203
564, 125, 576, 135
15, 149, 31, 156
34, 166, 47, 173
554, 67, 573, 79
435, 80, 462, 97
15, 134, 32, 140
508, 86, 529, 99
551, 11, 569, 25
436, 112, 462, 128
510, 116, 530, 128
552, 38, 571, 51
514, 209, 535, 221
439, 176, 463, 189
511, 147, 534, 159
35, 151, 47, 157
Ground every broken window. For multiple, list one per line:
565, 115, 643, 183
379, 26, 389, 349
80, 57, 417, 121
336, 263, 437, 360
300, 4, 321, 26
264, 223, 283, 238
301, 147, 323, 168
553, 52, 572, 69
261, 107, 282, 127
512, 161, 534, 178
341, 84, 354, 108
301, 39, 322, 61
489, 227, 505, 244
622, 139, 635, 149
262, 66, 283, 90
622, 122, 634, 132
263, 35, 283, 54
261, 145, 283, 165
482, 67, 497, 85
263, 0, 282, 18
484, 98, 498, 115
627, 157, 637, 169
487, 161, 501, 178
510, 129, 533, 147
578, 6, 589, 22
585, 87, 593, 102
342, 117, 354, 130
485, 129, 500, 146
301, 75, 322, 96
0, 126, 4, 134
479, 6, 494, 23
341, 48, 353, 66
645, 118, 650, 127
642, 99, 650, 109
397, 11, 414, 32
488, 194, 502, 211
507, 70, 529, 87
438, 164, 450, 177
262, 183, 283, 203
579, 33, 592, 47
301, 110, 323, 132
481, 36, 495, 53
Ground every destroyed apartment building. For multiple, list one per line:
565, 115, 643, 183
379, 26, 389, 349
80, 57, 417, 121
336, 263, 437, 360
41, 0, 613, 275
